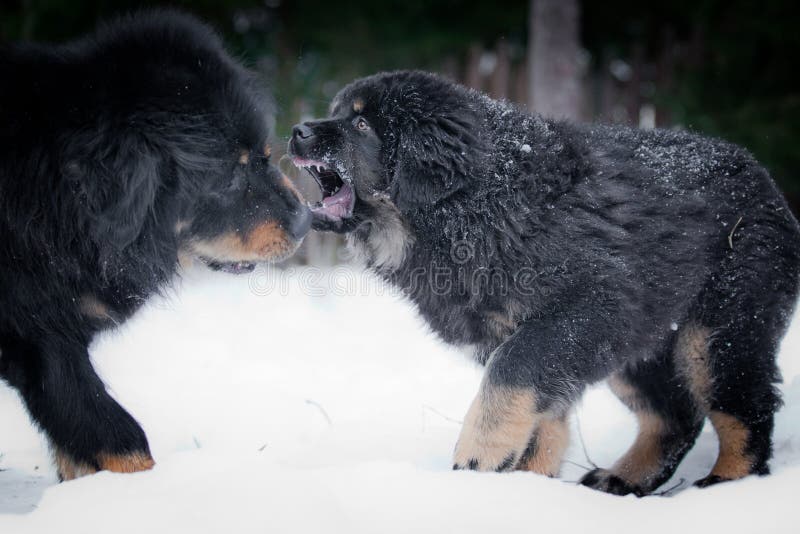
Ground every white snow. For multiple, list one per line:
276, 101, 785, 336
1, 265, 800, 533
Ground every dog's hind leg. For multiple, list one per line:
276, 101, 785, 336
579, 344, 705, 496
0, 333, 153, 481
690, 220, 799, 487
656, 206, 800, 489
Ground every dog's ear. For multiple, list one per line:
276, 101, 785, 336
66, 131, 160, 251
388, 106, 482, 211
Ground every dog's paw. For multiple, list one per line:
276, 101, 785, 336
54, 449, 98, 482
693, 474, 730, 488
54, 448, 154, 481
452, 406, 534, 471
452, 441, 521, 473
579, 468, 646, 497
97, 451, 155, 474
452, 386, 539, 472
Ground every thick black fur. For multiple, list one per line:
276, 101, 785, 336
0, 11, 310, 479
290, 70, 800, 494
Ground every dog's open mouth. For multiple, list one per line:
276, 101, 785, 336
293, 158, 355, 222
200, 258, 257, 274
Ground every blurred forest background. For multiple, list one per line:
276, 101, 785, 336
2, 0, 798, 263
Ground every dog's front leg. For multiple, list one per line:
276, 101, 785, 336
0, 333, 154, 481
453, 294, 621, 475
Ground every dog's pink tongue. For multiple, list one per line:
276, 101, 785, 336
313, 184, 354, 220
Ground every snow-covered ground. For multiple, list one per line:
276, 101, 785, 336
1, 265, 799, 533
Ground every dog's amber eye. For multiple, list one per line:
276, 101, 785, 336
354, 117, 370, 131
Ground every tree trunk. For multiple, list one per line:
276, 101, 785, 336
489, 39, 511, 100
528, 0, 583, 120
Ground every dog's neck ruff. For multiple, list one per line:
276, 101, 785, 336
347, 206, 414, 273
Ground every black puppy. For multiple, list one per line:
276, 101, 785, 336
289, 70, 800, 495
0, 11, 310, 480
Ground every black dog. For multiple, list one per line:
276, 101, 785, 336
0, 11, 310, 480
289, 70, 800, 495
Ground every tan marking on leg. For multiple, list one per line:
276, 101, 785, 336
238, 149, 250, 165
97, 452, 155, 474
674, 323, 713, 412
263, 144, 272, 158
453, 386, 539, 470
708, 411, 753, 480
54, 449, 154, 480
54, 449, 97, 481
608, 372, 644, 411
610, 411, 667, 486
352, 98, 365, 113
517, 417, 569, 477
605, 372, 670, 487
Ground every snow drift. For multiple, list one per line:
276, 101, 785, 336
1, 265, 799, 533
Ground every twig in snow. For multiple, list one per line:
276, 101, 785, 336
422, 405, 463, 425
306, 399, 333, 426
193, 437, 202, 449
728, 216, 743, 249
653, 478, 686, 497
574, 410, 598, 469
421, 405, 463, 433
561, 458, 592, 472
421, 404, 463, 434
257, 443, 268, 452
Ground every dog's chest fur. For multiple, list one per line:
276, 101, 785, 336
347, 200, 414, 272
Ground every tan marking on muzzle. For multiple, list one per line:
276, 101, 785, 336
708, 411, 753, 480
238, 149, 250, 165
191, 222, 295, 263
246, 221, 294, 256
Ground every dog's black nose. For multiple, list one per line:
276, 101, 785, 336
288, 204, 312, 241
292, 123, 314, 140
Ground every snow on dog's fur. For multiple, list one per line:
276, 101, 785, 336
289, 70, 800, 496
